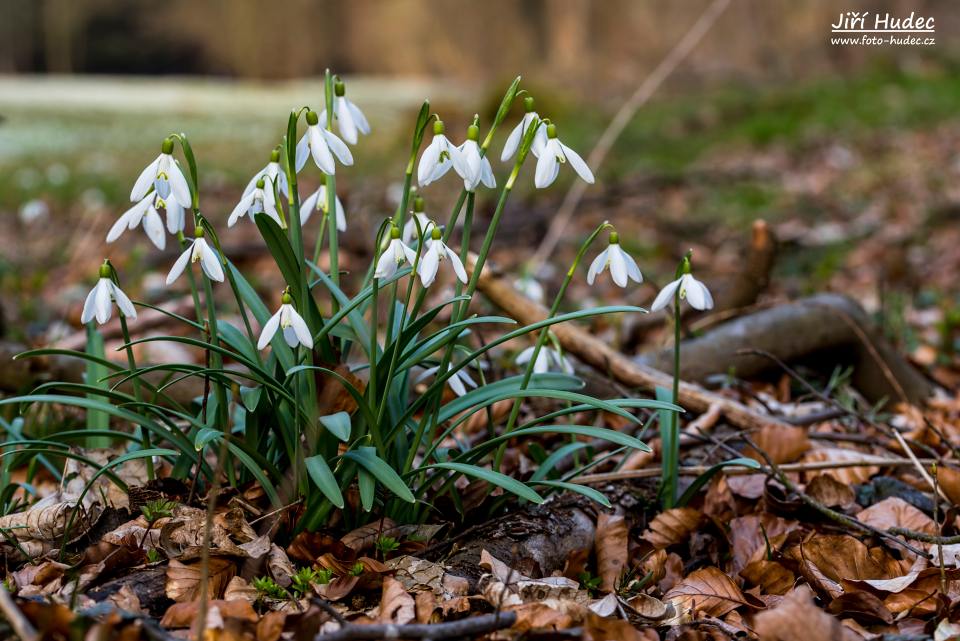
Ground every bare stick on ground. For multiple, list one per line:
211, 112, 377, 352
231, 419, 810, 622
0, 583, 38, 641
313, 612, 516, 641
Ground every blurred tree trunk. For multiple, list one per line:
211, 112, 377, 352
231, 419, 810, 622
42, 0, 78, 72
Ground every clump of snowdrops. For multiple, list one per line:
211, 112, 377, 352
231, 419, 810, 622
3, 73, 708, 526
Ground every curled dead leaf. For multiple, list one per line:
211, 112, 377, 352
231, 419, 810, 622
377, 576, 416, 624
160, 599, 257, 628
806, 474, 856, 510
640, 508, 703, 549
595, 514, 628, 592
753, 585, 855, 641
663, 566, 760, 621
165, 557, 236, 603
855, 497, 935, 536
745, 424, 810, 464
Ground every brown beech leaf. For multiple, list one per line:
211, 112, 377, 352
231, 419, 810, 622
640, 508, 703, 549
740, 560, 796, 596
664, 566, 757, 619
377, 576, 415, 624
800, 448, 883, 485
287, 531, 354, 564
583, 611, 657, 641
160, 599, 257, 628
729, 513, 800, 574
937, 465, 960, 506
849, 554, 927, 593
745, 424, 810, 464
223, 576, 258, 603
806, 474, 856, 510
509, 602, 576, 632
165, 557, 236, 603
257, 612, 286, 641
882, 567, 960, 616
827, 590, 893, 625
753, 585, 855, 641
787, 535, 896, 585
855, 497, 936, 535
595, 514, 628, 592
341, 518, 398, 553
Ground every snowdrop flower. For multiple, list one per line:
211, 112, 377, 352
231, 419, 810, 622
257, 289, 313, 350
513, 275, 545, 304
455, 124, 495, 192
107, 191, 171, 250
165, 197, 185, 235
81, 263, 137, 325
587, 232, 642, 288
418, 227, 468, 288
131, 138, 192, 208
228, 178, 283, 228
375, 225, 418, 280
402, 196, 435, 245
301, 184, 346, 231
650, 261, 714, 312
417, 119, 461, 187
416, 362, 478, 397
534, 123, 594, 189
502, 96, 547, 161
243, 149, 289, 201
319, 79, 371, 146
515, 345, 573, 375
166, 227, 224, 285
295, 110, 353, 175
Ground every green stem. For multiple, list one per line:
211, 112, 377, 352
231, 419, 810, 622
494, 222, 612, 471
119, 314, 154, 480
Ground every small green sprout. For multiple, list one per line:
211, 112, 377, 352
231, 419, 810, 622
291, 567, 320, 597
375, 536, 400, 558
578, 571, 602, 595
349, 562, 365, 577
315, 568, 334, 585
141, 499, 177, 524
253, 576, 286, 600
145, 549, 162, 563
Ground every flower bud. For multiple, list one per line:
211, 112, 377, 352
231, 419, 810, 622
306, 110, 320, 126
524, 96, 535, 113
281, 291, 293, 305
334, 79, 345, 97
609, 231, 620, 245
194, 226, 205, 239
390, 225, 401, 239
99, 262, 112, 278
256, 178, 265, 190
433, 120, 445, 135
413, 195, 425, 212
270, 149, 281, 163
431, 227, 442, 240
161, 138, 175, 154
466, 125, 480, 142
546, 123, 558, 139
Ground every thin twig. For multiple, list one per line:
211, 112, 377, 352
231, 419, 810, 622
887, 528, 960, 545
530, 0, 731, 271
889, 428, 950, 503
313, 612, 517, 641
0, 583, 37, 641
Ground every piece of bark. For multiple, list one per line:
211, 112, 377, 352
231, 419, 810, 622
87, 565, 172, 617
469, 257, 793, 432
439, 499, 595, 591
637, 293, 932, 404
625, 219, 777, 348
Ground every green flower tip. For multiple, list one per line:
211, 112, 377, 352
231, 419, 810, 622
609, 231, 620, 245
334, 79, 345, 97
431, 226, 442, 240
194, 226, 205, 239
256, 178, 265, 190
161, 138, 175, 154
390, 225, 401, 239
98, 262, 112, 278
433, 120, 445, 135
306, 110, 320, 126
413, 195, 425, 212
270, 149, 281, 163
681, 254, 692, 274
467, 124, 480, 142
524, 96, 535, 112
546, 123, 558, 139
281, 291, 293, 305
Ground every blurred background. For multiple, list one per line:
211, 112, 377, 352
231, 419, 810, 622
1, 0, 959, 372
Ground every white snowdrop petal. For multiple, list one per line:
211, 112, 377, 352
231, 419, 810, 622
300, 188, 321, 225
534, 151, 558, 189
418, 245, 440, 287
168, 162, 192, 208
336, 98, 358, 145
457, 368, 478, 389
289, 310, 313, 348
374, 250, 397, 279
347, 100, 370, 134
257, 310, 283, 349
80, 284, 99, 324
241, 168, 263, 199
143, 207, 166, 250
228, 192, 255, 227
515, 346, 534, 365
650, 278, 682, 312
586, 249, 608, 285
417, 138, 441, 186
414, 366, 439, 384
165, 199, 185, 234
322, 129, 354, 166
109, 282, 137, 319
199, 240, 224, 282
560, 143, 595, 184
448, 373, 467, 397
94, 279, 112, 325
131, 155, 161, 201
623, 252, 643, 283
446, 247, 469, 284
166, 247, 193, 285
295, 134, 310, 173
309, 127, 336, 174
501, 121, 524, 161
609, 247, 628, 288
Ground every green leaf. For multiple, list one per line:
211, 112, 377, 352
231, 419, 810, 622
342, 447, 415, 503
676, 457, 762, 508
530, 442, 590, 482
656, 386, 678, 509
305, 455, 345, 508
319, 412, 351, 442
534, 480, 611, 508
426, 462, 543, 504
358, 468, 375, 512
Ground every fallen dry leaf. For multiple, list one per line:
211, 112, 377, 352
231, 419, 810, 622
377, 576, 416, 624
595, 513, 628, 592
826, 590, 893, 625
936, 465, 960, 506
664, 566, 758, 620
640, 508, 703, 549
729, 513, 800, 574
753, 585, 855, 641
740, 560, 796, 596
745, 424, 810, 464
806, 474, 856, 510
800, 448, 882, 485
160, 599, 257, 628
855, 497, 936, 535
165, 557, 236, 603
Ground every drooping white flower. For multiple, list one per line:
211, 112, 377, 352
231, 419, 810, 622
515, 345, 573, 375
301, 185, 346, 231
295, 110, 354, 175
131, 139, 192, 208
166, 197, 185, 235
587, 232, 642, 288
243, 150, 289, 201
257, 290, 313, 350
402, 196, 435, 245
318, 79, 371, 145
375, 226, 418, 280
501, 96, 548, 161
513, 275, 545, 304
228, 178, 283, 228
417, 228, 468, 288
650, 271, 714, 312
106, 191, 171, 250
81, 264, 137, 325
455, 125, 496, 192
417, 119, 461, 187
534, 123, 594, 189
416, 363, 478, 397
166, 228, 224, 284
